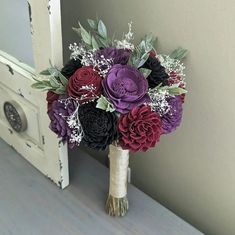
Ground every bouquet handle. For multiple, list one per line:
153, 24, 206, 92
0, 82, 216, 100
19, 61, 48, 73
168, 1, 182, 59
105, 144, 129, 216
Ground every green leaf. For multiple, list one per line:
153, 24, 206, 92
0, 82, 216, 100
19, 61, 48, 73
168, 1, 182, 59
138, 53, 149, 67
58, 73, 68, 86
96, 95, 115, 112
98, 20, 107, 39
78, 22, 91, 45
87, 19, 97, 30
31, 82, 50, 90
72, 27, 81, 35
145, 33, 157, 45
91, 36, 99, 50
49, 76, 60, 88
39, 69, 50, 75
139, 68, 151, 78
170, 47, 188, 60
55, 86, 66, 93
97, 35, 109, 47
167, 86, 187, 95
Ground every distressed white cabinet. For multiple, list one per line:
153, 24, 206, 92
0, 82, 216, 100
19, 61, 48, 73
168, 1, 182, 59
0, 0, 69, 188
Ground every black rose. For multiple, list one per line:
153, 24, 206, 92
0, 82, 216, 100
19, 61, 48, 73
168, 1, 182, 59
61, 59, 82, 78
141, 56, 169, 88
78, 102, 118, 150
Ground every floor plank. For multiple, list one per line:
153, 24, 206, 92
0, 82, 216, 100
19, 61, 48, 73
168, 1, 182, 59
0, 138, 203, 235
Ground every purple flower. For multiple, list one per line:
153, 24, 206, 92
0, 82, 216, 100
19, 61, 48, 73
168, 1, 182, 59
102, 64, 150, 114
161, 96, 183, 134
96, 47, 130, 65
48, 96, 75, 145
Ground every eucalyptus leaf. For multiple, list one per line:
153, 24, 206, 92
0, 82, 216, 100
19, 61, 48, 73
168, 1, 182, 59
72, 27, 81, 35
41, 80, 51, 86
31, 83, 51, 90
139, 68, 151, 78
167, 86, 187, 95
91, 36, 99, 50
55, 87, 66, 94
39, 69, 50, 75
58, 73, 68, 86
137, 59, 146, 68
98, 20, 107, 39
87, 19, 97, 30
145, 33, 157, 45
48, 67, 59, 77
97, 35, 109, 47
79, 22, 91, 45
138, 52, 149, 67
96, 95, 115, 112
170, 47, 188, 60
49, 76, 60, 88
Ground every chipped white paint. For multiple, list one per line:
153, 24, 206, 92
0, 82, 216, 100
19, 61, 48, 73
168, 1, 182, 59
0, 0, 69, 189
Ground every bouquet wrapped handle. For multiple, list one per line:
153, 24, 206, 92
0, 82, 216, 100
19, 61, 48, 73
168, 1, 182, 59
106, 144, 129, 216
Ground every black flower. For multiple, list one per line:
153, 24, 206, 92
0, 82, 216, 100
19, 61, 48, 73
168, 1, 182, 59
78, 102, 118, 150
61, 59, 82, 78
141, 56, 169, 88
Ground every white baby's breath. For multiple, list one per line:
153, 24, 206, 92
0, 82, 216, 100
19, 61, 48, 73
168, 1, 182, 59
115, 22, 135, 51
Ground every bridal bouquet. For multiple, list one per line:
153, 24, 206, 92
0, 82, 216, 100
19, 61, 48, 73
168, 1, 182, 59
32, 18, 187, 216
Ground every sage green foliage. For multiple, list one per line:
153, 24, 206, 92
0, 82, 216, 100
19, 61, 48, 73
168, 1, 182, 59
31, 62, 68, 94
139, 68, 152, 79
73, 18, 111, 49
153, 83, 187, 96
166, 85, 187, 96
129, 34, 157, 68
170, 47, 188, 60
96, 95, 115, 112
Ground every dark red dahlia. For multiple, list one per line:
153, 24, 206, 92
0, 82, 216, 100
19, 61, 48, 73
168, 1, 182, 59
118, 105, 162, 152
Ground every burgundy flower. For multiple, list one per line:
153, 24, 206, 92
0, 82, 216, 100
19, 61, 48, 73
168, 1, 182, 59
102, 64, 150, 114
46, 91, 59, 113
118, 105, 162, 152
67, 66, 102, 104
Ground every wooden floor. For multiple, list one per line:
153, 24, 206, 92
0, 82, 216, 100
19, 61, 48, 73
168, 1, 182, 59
0, 138, 203, 235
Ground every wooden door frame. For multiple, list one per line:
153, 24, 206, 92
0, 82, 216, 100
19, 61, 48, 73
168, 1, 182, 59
27, 0, 69, 189
0, 0, 69, 189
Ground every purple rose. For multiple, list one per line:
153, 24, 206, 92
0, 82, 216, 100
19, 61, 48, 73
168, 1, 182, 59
161, 96, 183, 134
102, 64, 150, 114
48, 96, 75, 146
96, 47, 130, 65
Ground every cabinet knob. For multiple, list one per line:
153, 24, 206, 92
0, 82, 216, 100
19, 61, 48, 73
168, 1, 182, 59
4, 101, 27, 133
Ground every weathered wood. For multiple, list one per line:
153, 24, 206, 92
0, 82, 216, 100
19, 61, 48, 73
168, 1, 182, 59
0, 138, 203, 235
0, 0, 69, 189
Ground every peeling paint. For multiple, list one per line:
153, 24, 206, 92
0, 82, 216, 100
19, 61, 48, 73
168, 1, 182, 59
42, 135, 45, 145
45, 175, 55, 184
17, 89, 24, 98
47, 0, 51, 15
59, 160, 63, 170
27, 1, 34, 34
10, 145, 17, 151
6, 65, 14, 75
27, 2, 32, 22
58, 141, 62, 148
58, 180, 62, 189
26, 143, 32, 148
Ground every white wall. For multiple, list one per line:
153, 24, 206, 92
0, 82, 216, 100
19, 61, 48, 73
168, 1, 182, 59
62, 1, 235, 234
0, 0, 34, 67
